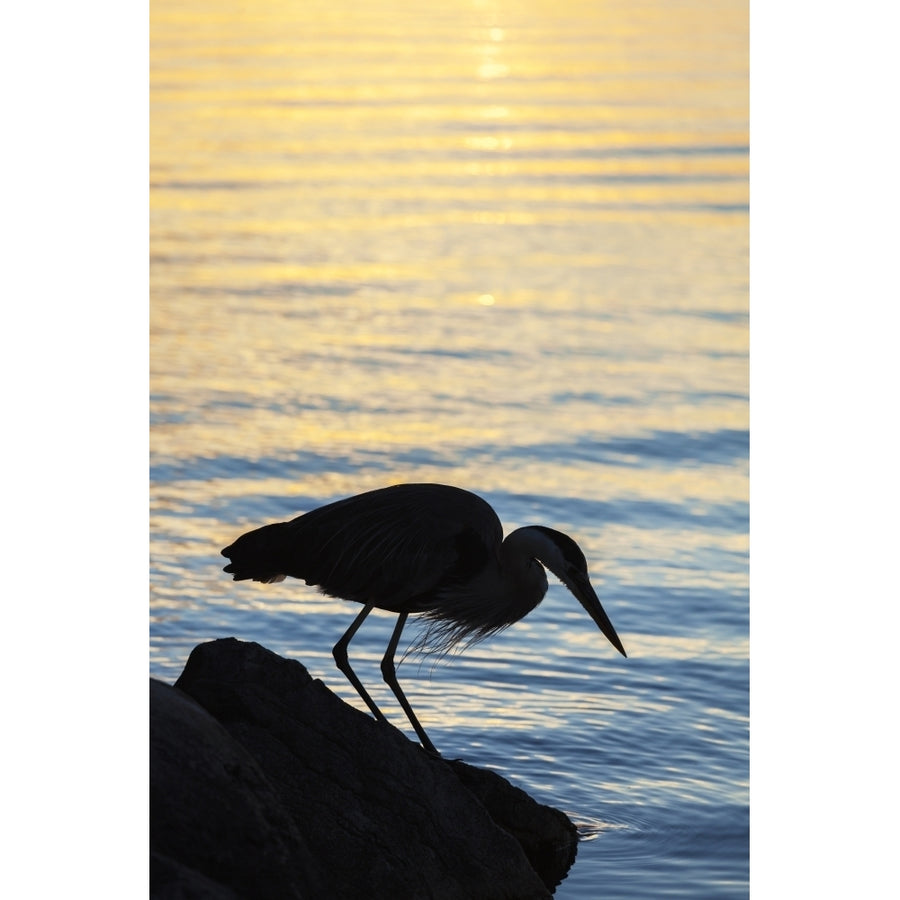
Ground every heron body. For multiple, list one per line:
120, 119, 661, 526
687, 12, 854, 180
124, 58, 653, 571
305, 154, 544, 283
221, 483, 626, 754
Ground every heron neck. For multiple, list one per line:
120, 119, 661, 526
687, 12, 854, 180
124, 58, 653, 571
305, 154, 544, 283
499, 529, 550, 606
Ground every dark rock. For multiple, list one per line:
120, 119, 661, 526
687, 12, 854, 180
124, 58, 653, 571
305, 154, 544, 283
445, 760, 577, 887
151, 638, 578, 899
149, 680, 324, 900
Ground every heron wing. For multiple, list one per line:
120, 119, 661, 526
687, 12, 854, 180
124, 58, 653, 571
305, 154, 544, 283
280, 483, 503, 611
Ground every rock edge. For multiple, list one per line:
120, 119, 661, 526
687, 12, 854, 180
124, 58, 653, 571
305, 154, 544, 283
150, 638, 578, 899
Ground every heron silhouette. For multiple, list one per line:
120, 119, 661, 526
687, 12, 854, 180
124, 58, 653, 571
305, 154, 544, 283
221, 483, 626, 754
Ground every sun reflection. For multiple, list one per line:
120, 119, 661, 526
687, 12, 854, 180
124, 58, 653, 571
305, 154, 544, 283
477, 61, 509, 79
463, 135, 513, 150
478, 104, 510, 119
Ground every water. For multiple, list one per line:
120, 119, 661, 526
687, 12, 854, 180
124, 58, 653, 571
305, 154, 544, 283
150, 1, 748, 896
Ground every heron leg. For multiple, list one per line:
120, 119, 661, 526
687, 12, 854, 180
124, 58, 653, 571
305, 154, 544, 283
332, 604, 388, 724
381, 612, 439, 755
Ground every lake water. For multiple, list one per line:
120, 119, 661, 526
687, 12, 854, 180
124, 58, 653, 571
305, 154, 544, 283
150, 1, 748, 896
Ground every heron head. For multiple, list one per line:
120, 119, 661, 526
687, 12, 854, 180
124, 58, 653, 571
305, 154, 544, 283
510, 526, 627, 658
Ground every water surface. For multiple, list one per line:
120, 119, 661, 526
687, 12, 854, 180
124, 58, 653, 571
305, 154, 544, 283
151, 1, 748, 896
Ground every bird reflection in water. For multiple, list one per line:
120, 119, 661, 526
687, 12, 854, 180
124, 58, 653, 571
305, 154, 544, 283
222, 483, 627, 754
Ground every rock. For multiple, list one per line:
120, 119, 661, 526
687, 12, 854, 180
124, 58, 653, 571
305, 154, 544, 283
149, 680, 324, 900
445, 760, 578, 889
150, 638, 578, 899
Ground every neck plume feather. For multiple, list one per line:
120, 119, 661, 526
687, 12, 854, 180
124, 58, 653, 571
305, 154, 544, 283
411, 528, 552, 657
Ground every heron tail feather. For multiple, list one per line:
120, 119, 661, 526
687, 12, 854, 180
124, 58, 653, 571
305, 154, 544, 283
221, 522, 292, 583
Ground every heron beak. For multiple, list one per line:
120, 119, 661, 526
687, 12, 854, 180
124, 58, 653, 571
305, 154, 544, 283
565, 572, 627, 658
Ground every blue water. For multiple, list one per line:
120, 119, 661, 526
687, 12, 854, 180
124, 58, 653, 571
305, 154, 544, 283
151, 1, 748, 895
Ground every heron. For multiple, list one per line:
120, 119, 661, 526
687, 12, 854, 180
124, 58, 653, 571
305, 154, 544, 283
221, 483, 626, 754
